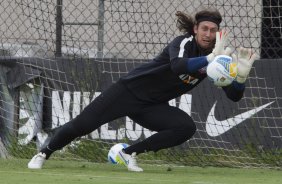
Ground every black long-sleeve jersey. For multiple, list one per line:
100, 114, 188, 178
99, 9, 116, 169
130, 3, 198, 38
120, 33, 244, 103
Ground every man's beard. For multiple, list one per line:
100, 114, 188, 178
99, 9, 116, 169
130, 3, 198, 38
200, 46, 213, 55
201, 39, 216, 55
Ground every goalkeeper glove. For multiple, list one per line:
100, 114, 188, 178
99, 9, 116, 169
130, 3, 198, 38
207, 29, 232, 63
233, 47, 258, 83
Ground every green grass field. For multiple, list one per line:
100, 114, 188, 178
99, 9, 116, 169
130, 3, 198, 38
0, 158, 281, 184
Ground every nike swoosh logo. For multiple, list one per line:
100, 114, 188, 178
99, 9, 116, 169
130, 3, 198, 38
206, 101, 275, 137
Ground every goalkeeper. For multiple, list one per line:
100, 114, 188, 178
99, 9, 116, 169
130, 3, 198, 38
28, 9, 257, 172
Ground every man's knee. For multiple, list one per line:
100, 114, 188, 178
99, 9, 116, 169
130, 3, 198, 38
178, 120, 196, 141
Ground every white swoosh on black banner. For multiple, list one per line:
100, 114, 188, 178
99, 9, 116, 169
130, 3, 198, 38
206, 101, 275, 137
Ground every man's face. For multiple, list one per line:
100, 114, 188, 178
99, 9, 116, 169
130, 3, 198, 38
194, 21, 219, 50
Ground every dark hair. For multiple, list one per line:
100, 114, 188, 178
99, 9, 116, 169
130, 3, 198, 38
175, 11, 194, 35
195, 9, 222, 27
176, 9, 222, 35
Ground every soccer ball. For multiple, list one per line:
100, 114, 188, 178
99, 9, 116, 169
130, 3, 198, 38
107, 143, 129, 164
207, 55, 237, 87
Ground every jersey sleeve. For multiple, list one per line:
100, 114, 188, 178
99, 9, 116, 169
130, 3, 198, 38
168, 35, 193, 61
167, 35, 194, 74
168, 35, 208, 75
222, 81, 245, 102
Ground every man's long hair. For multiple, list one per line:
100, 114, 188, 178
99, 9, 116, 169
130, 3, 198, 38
176, 9, 222, 35
175, 11, 194, 35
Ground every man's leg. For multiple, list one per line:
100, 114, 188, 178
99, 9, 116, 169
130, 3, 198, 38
124, 103, 196, 155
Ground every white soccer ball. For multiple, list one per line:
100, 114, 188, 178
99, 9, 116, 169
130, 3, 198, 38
107, 143, 129, 164
207, 55, 237, 87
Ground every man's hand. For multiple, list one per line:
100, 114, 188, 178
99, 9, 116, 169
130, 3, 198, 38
207, 29, 232, 62
233, 47, 258, 83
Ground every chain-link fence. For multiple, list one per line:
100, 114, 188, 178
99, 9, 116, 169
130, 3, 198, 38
1, 0, 281, 60
0, 0, 282, 168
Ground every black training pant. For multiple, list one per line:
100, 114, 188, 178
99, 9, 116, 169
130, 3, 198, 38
47, 81, 196, 155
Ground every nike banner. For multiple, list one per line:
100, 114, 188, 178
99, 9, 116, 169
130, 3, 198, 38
0, 57, 281, 150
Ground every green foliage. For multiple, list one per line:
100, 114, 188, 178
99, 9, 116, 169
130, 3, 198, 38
6, 137, 37, 159
5, 136, 282, 168
66, 139, 110, 162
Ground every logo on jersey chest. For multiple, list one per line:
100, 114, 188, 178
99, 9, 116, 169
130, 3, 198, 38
179, 74, 199, 85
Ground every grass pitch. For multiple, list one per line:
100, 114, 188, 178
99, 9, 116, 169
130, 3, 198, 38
0, 158, 281, 184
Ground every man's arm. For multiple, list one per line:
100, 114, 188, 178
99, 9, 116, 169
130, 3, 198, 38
222, 81, 245, 102
222, 47, 258, 102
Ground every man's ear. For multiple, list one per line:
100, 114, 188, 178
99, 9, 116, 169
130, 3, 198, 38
193, 25, 198, 34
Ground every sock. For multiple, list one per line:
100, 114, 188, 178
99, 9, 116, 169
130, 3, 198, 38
40, 145, 55, 159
